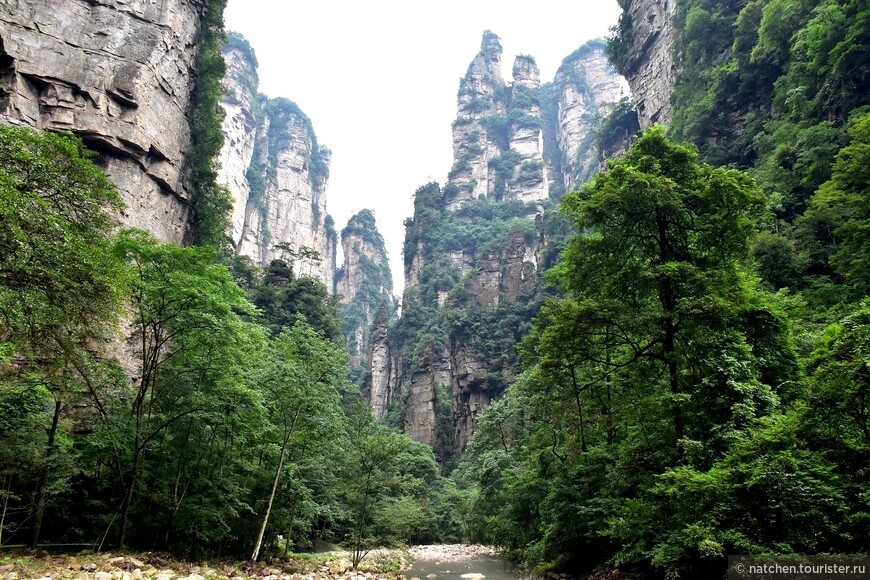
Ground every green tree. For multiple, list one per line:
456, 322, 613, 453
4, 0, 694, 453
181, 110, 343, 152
110, 230, 262, 548
341, 403, 410, 568
804, 112, 870, 294
251, 260, 342, 340
555, 126, 776, 461
0, 125, 127, 547
465, 128, 797, 575
249, 319, 347, 562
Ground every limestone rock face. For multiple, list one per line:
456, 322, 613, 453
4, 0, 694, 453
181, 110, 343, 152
217, 39, 259, 247
445, 30, 508, 210
619, 0, 678, 128
507, 56, 548, 204
370, 32, 630, 461
552, 43, 627, 190
335, 210, 395, 370
217, 35, 336, 288
0, 0, 213, 243
367, 316, 395, 421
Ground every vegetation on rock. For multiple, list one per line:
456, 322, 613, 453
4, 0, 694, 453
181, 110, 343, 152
189, 0, 233, 248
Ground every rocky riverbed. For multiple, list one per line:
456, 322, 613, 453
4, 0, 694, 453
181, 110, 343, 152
0, 545, 500, 580
406, 546, 496, 563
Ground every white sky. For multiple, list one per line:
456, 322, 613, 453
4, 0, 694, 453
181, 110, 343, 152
223, 1, 623, 294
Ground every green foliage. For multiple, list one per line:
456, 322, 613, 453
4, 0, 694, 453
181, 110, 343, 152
804, 112, 870, 295
250, 259, 342, 340
0, 126, 129, 547
0, 128, 464, 557
480, 115, 510, 149
488, 149, 522, 186
461, 128, 810, 576
511, 85, 540, 109
224, 31, 260, 71
0, 126, 126, 350
249, 318, 347, 561
517, 159, 544, 185
597, 97, 641, 161
189, 0, 231, 248
607, 11, 634, 73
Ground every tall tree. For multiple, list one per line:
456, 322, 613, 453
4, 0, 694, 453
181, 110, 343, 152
111, 230, 262, 549
250, 319, 347, 562
0, 126, 127, 547
465, 128, 796, 575
553, 126, 777, 462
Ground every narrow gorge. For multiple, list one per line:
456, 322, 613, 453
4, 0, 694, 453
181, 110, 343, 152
3, 0, 869, 575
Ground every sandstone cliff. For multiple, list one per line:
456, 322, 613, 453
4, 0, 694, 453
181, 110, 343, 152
0, 0, 220, 243
335, 210, 395, 375
612, 0, 678, 128
217, 34, 336, 287
369, 32, 627, 461
549, 41, 628, 190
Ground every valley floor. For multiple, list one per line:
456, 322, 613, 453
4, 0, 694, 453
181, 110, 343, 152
0, 545, 499, 580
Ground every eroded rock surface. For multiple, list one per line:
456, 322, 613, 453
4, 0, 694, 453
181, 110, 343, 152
217, 34, 336, 287
619, 0, 678, 128
0, 0, 214, 242
370, 32, 629, 459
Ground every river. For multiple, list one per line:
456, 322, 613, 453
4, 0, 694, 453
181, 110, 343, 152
405, 545, 523, 580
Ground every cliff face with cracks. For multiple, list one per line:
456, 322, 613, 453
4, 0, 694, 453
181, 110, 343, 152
370, 32, 626, 461
613, 0, 678, 129
217, 34, 336, 287
0, 0, 219, 243
335, 210, 395, 375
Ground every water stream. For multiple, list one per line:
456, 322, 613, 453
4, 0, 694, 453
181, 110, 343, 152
404, 554, 523, 580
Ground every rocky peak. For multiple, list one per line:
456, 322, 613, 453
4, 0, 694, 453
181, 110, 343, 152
480, 30, 503, 60
446, 32, 547, 210
335, 210, 395, 370
217, 33, 337, 288
0, 0, 219, 243
369, 33, 630, 463
512, 55, 540, 88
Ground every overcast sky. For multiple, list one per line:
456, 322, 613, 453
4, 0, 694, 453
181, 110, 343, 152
223, 1, 623, 294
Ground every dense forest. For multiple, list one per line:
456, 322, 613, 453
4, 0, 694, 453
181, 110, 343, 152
459, 0, 869, 576
0, 124, 468, 561
1, 0, 869, 578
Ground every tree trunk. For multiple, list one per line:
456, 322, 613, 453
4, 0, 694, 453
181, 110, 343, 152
31, 399, 62, 548
664, 316, 684, 457
251, 405, 302, 562
251, 433, 289, 562
657, 210, 684, 458
569, 366, 587, 452
0, 474, 12, 546
117, 446, 144, 549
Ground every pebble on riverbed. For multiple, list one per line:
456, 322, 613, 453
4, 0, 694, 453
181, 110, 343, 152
408, 545, 497, 563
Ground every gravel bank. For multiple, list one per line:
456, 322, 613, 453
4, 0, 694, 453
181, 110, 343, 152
407, 545, 498, 563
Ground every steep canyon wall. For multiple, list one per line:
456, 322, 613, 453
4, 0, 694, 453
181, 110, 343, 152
370, 32, 627, 461
217, 35, 336, 287
0, 0, 221, 243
